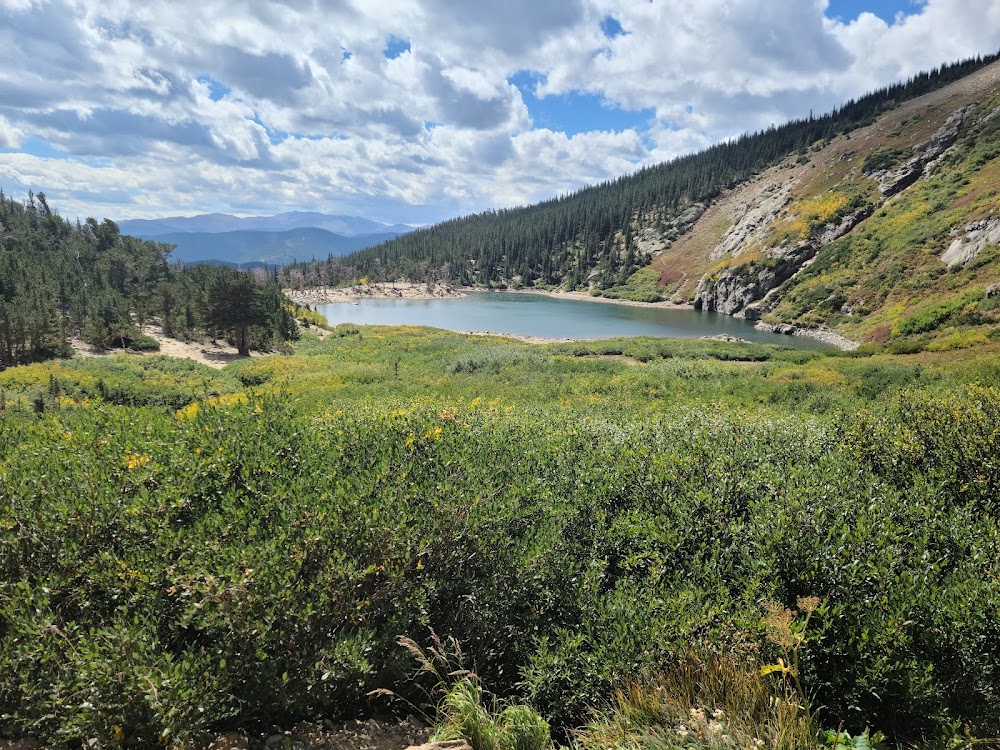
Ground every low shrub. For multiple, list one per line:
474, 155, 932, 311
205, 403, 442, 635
127, 333, 161, 352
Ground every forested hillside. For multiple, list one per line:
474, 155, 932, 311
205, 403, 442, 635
301, 53, 998, 294
0, 190, 298, 367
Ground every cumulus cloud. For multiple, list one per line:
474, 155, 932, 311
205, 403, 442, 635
0, 115, 22, 148
0, 0, 998, 222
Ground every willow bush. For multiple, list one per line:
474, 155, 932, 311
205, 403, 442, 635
0, 379, 998, 746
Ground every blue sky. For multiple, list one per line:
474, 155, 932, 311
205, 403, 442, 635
0, 0, 997, 225
826, 0, 923, 23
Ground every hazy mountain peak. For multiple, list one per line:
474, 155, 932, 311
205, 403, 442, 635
118, 212, 417, 238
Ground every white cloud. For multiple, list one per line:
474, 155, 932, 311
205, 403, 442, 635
0, 115, 22, 147
0, 0, 37, 12
0, 0, 998, 223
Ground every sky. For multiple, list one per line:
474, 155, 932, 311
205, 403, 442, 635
1, 0, 999, 226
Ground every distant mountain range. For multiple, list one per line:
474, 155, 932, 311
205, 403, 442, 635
144, 228, 402, 267
118, 212, 415, 267
119, 211, 417, 237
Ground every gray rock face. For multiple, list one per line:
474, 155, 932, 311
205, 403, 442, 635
695, 206, 871, 317
675, 202, 707, 228
743, 288, 783, 320
710, 186, 794, 261
694, 267, 763, 315
694, 241, 818, 315
942, 218, 1000, 266
870, 103, 976, 197
638, 202, 706, 258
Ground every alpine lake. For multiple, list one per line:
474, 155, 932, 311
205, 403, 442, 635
317, 291, 831, 349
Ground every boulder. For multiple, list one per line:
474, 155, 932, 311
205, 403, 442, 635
942, 218, 1000, 267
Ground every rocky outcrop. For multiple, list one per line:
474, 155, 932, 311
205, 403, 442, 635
742, 287, 783, 321
696, 204, 871, 317
710, 186, 794, 261
754, 322, 860, 350
868, 103, 976, 197
694, 266, 764, 315
693, 104, 976, 319
691, 181, 806, 315
941, 217, 1000, 266
695, 243, 817, 316
818, 206, 872, 244
640, 202, 707, 257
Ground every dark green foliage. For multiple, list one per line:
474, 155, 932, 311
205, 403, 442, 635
204, 267, 277, 356
850, 361, 924, 399
0, 190, 297, 367
862, 147, 910, 173
595, 269, 664, 302
546, 336, 779, 362
126, 333, 161, 352
894, 294, 981, 336
818, 728, 889, 750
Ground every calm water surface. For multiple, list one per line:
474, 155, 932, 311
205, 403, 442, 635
317, 292, 829, 349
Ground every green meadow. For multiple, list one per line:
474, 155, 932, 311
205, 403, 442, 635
1, 326, 999, 748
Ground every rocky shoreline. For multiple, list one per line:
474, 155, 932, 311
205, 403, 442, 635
286, 283, 464, 306
753, 322, 860, 350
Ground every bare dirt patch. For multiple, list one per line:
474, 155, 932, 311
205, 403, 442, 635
70, 324, 257, 370
287, 283, 464, 306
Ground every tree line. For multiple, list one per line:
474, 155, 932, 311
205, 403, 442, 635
289, 51, 1000, 291
0, 190, 297, 368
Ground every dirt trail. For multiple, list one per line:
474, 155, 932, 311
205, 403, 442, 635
70, 324, 259, 370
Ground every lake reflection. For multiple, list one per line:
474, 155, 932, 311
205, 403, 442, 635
317, 291, 829, 349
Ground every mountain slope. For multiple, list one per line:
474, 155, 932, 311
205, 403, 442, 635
659, 59, 1000, 350
329, 54, 997, 287
120, 212, 415, 237
322, 52, 1000, 350
149, 228, 401, 266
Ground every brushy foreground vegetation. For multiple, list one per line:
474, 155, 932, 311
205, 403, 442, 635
1, 327, 999, 748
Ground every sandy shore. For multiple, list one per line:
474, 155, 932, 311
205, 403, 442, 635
460, 330, 579, 345
286, 282, 464, 306
492, 286, 689, 309
288, 283, 689, 309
